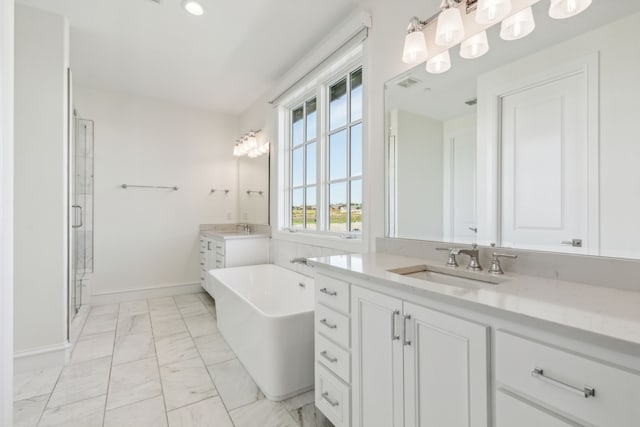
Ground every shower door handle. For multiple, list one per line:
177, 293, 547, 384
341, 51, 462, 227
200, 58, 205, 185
72, 205, 83, 228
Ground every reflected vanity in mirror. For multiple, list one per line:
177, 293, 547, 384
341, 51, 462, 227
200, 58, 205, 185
386, 0, 640, 260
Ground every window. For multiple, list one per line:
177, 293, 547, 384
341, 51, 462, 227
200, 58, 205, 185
286, 66, 364, 235
290, 98, 318, 230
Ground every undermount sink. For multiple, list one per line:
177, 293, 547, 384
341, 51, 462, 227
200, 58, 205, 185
388, 264, 507, 287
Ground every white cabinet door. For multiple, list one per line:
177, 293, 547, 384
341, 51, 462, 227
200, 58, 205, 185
351, 286, 404, 427
403, 302, 489, 427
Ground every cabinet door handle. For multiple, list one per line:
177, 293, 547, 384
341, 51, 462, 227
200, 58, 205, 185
391, 310, 401, 341
531, 368, 595, 398
320, 350, 338, 363
320, 288, 337, 297
207, 241, 212, 250
320, 318, 337, 329
403, 314, 412, 346
200, 263, 204, 266
321, 392, 339, 407
72, 205, 83, 228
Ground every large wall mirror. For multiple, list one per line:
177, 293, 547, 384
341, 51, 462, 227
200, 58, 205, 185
238, 153, 270, 225
386, 0, 640, 260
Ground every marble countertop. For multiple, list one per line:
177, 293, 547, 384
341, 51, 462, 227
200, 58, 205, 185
200, 231, 270, 240
307, 253, 640, 346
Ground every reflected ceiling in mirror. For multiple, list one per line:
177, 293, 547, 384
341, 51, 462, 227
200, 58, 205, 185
385, 0, 640, 260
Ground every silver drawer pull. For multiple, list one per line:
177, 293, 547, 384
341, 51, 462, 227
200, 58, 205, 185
320, 351, 338, 363
531, 368, 596, 398
320, 288, 338, 297
391, 310, 401, 341
403, 314, 412, 346
321, 391, 339, 407
320, 318, 337, 329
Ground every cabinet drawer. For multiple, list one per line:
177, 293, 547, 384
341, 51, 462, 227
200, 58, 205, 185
316, 333, 350, 383
316, 304, 349, 348
316, 364, 350, 427
316, 274, 350, 313
496, 331, 640, 427
215, 241, 225, 255
496, 391, 578, 427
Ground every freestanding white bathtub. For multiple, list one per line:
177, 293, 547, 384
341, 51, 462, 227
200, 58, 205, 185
209, 264, 315, 401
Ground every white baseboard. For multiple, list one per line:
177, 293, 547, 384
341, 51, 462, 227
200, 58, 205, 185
14, 342, 71, 374
90, 282, 204, 305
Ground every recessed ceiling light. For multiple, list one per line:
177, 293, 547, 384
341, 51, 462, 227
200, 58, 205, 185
182, 0, 204, 16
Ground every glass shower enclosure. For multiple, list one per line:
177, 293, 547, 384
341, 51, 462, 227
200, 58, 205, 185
69, 114, 94, 325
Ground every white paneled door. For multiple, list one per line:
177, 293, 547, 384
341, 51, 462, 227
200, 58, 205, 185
501, 71, 592, 254
443, 127, 477, 243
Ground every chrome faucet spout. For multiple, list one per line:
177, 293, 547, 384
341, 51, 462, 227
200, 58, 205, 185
457, 244, 483, 271
290, 257, 309, 266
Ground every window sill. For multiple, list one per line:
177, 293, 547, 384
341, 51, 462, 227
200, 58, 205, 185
273, 229, 367, 253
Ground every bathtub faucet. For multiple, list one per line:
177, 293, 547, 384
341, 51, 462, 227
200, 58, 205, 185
290, 257, 309, 266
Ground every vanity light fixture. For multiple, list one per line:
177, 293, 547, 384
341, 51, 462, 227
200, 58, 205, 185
460, 30, 489, 59
182, 0, 204, 16
403, 0, 592, 74
549, 0, 592, 19
500, 6, 535, 40
233, 130, 269, 158
426, 50, 452, 74
435, 0, 466, 47
402, 18, 428, 65
475, 0, 512, 25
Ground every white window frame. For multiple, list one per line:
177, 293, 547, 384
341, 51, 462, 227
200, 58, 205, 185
279, 59, 365, 244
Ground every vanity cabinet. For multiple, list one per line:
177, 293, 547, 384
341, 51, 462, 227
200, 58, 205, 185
351, 285, 488, 427
199, 234, 269, 296
313, 259, 640, 427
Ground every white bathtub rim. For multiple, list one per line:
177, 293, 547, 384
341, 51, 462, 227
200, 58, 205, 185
209, 265, 314, 320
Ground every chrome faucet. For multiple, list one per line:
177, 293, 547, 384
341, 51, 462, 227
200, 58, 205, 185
488, 253, 518, 275
239, 223, 250, 234
290, 257, 309, 266
458, 244, 483, 271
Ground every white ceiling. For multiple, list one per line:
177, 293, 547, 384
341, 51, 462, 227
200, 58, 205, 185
18, 0, 359, 114
386, 0, 640, 121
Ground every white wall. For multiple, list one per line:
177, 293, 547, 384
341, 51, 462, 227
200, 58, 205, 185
0, 0, 13, 422
393, 109, 444, 240
14, 5, 69, 357
74, 87, 240, 297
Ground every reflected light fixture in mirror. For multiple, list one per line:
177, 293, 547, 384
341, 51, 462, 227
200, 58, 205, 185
436, 1, 465, 46
460, 30, 489, 59
549, 0, 592, 19
426, 50, 452, 74
475, 0, 512, 25
182, 0, 204, 16
500, 7, 535, 40
403, 18, 428, 64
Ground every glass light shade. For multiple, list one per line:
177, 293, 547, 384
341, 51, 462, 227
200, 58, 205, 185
435, 7, 465, 47
500, 7, 535, 40
402, 30, 428, 64
475, 0, 512, 25
182, 0, 204, 16
460, 31, 489, 59
549, 0, 592, 19
426, 50, 452, 74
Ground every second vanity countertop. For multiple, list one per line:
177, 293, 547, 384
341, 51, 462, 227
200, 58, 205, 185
200, 231, 271, 240
307, 252, 640, 347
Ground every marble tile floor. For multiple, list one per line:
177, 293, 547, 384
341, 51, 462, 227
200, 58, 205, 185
13, 292, 333, 427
